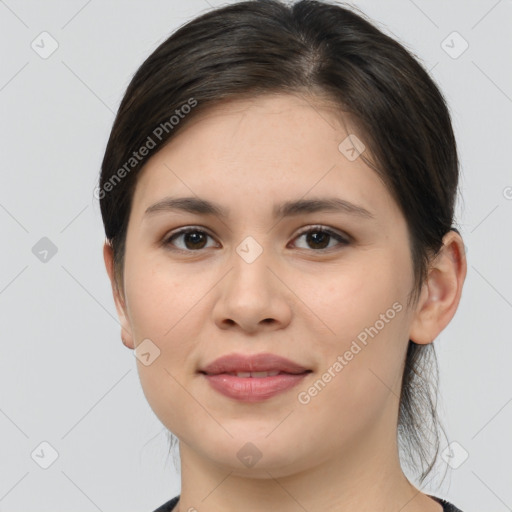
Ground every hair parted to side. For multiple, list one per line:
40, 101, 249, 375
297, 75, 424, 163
99, 0, 460, 486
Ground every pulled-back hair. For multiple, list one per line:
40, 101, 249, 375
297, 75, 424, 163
99, 0, 460, 485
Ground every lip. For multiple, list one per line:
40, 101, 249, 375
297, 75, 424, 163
199, 353, 312, 402
202, 373, 309, 402
199, 352, 310, 375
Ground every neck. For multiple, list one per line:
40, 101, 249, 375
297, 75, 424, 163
172, 415, 442, 512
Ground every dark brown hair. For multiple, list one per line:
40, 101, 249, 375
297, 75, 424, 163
99, 0, 460, 485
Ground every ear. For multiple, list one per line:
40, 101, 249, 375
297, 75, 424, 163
103, 241, 135, 349
409, 230, 467, 345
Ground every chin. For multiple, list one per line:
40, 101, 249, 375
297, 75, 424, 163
197, 435, 311, 477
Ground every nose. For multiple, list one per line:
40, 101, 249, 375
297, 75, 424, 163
211, 243, 293, 334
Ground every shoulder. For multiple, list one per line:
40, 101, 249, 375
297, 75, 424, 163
152, 494, 464, 512
440, 500, 464, 512
152, 495, 180, 512
430, 494, 465, 512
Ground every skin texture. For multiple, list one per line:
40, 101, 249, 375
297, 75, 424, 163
104, 93, 466, 512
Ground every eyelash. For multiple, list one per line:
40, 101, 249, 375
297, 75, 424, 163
162, 225, 350, 253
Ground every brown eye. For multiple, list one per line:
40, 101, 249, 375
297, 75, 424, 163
164, 228, 217, 251
291, 226, 349, 251
162, 225, 349, 254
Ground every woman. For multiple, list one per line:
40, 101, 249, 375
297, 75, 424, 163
98, 1, 467, 510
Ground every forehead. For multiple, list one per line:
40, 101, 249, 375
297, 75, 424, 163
129, 93, 400, 226
166, 92, 358, 154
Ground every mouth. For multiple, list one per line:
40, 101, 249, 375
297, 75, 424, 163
198, 352, 312, 402
198, 352, 312, 376
200, 371, 312, 402
199, 369, 312, 377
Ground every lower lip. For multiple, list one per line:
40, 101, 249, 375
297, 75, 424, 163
202, 372, 310, 402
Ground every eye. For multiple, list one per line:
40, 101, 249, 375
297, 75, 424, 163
290, 225, 350, 251
163, 227, 218, 252
162, 225, 350, 253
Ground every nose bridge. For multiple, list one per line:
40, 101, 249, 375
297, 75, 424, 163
217, 232, 281, 317
230, 232, 273, 291
211, 222, 294, 332
235, 232, 267, 266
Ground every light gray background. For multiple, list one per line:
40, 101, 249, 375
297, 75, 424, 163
1, 1, 511, 511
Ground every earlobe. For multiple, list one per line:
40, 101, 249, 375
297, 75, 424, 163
408, 230, 467, 345
103, 241, 135, 350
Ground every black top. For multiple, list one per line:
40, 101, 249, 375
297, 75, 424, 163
153, 494, 463, 511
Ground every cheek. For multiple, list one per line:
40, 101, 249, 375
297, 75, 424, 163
124, 253, 200, 342
294, 258, 409, 420
123, 259, 205, 431
297, 312, 407, 447
296, 257, 405, 348
123, 255, 199, 385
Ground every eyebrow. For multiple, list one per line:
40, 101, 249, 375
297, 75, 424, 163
143, 196, 375, 220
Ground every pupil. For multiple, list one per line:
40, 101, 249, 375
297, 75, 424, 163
186, 232, 206, 249
308, 231, 329, 249
181, 231, 331, 250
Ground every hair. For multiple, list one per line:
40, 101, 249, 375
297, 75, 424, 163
99, 0, 461, 486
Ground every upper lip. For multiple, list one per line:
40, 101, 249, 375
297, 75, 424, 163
199, 353, 311, 375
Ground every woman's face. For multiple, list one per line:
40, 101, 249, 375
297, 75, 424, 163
111, 93, 422, 476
